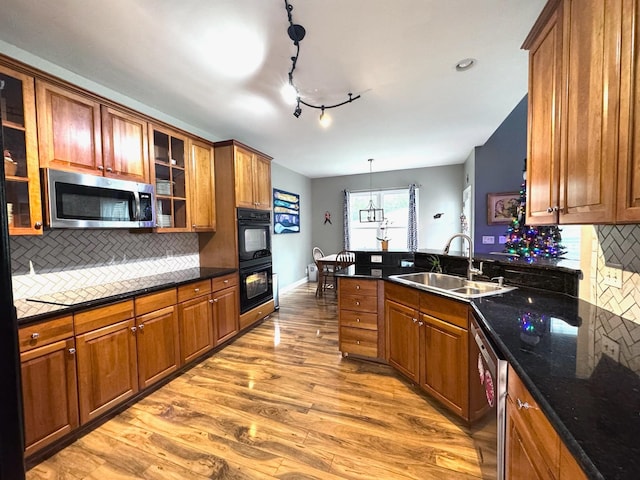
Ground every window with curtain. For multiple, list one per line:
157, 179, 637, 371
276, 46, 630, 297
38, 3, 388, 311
348, 188, 417, 249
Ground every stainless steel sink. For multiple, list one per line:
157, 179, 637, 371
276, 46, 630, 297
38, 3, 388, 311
389, 272, 515, 299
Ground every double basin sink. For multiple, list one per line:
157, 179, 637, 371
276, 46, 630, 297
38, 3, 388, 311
389, 272, 516, 299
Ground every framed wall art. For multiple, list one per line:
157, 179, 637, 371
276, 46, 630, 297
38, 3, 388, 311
273, 188, 300, 234
487, 192, 519, 225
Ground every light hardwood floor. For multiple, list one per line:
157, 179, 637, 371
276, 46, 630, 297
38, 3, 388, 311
27, 282, 493, 480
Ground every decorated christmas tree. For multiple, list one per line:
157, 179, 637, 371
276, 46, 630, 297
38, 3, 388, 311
503, 163, 566, 261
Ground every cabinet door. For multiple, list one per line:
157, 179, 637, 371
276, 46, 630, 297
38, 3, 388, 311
76, 318, 139, 425
385, 300, 420, 382
506, 404, 552, 480
189, 139, 216, 231
136, 306, 180, 389
151, 125, 189, 231
234, 146, 255, 208
0, 64, 43, 235
558, 0, 621, 223
253, 154, 272, 210
526, 3, 563, 225
36, 79, 103, 174
101, 106, 149, 182
178, 295, 214, 364
21, 338, 78, 456
617, 0, 640, 222
420, 314, 469, 418
212, 286, 239, 345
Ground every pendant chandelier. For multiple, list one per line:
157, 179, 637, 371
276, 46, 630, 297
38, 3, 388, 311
359, 159, 384, 223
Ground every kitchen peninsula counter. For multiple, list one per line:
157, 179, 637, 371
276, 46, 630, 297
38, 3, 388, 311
337, 264, 638, 479
14, 267, 236, 324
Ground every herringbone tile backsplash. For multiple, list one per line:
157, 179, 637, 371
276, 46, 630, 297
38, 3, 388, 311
10, 230, 199, 299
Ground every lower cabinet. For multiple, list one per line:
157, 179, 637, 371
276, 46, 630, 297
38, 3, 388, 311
338, 278, 382, 359
506, 365, 587, 480
384, 282, 470, 420
212, 274, 239, 345
74, 301, 139, 425
134, 289, 180, 389
178, 279, 215, 364
19, 315, 78, 456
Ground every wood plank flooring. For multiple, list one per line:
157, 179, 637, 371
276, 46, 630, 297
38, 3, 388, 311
27, 282, 493, 480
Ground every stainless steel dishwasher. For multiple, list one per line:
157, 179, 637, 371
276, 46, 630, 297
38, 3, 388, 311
469, 313, 508, 480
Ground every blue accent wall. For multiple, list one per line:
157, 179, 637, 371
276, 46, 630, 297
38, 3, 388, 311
474, 95, 528, 254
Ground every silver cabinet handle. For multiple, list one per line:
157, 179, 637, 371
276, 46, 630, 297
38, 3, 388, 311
68, 348, 76, 355
31, 332, 40, 339
517, 398, 532, 410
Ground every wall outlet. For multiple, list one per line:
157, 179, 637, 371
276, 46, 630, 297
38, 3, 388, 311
482, 235, 495, 244
603, 263, 623, 288
602, 336, 620, 362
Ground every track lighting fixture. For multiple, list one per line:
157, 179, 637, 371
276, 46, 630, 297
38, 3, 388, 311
283, 0, 361, 123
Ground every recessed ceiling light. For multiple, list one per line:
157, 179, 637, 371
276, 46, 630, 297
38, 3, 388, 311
456, 58, 476, 71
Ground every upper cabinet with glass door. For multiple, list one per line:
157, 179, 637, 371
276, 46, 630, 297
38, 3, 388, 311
0, 64, 43, 235
150, 125, 189, 232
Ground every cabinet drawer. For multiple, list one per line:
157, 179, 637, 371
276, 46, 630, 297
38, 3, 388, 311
178, 279, 212, 303
340, 327, 378, 357
507, 365, 559, 471
340, 294, 378, 313
339, 310, 378, 330
19, 315, 74, 353
135, 288, 177, 316
212, 273, 238, 292
74, 300, 135, 335
339, 278, 377, 296
419, 292, 468, 329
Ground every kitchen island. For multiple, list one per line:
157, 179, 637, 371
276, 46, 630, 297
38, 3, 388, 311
337, 255, 638, 480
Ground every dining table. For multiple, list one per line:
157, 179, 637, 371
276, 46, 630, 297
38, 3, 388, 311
315, 253, 355, 296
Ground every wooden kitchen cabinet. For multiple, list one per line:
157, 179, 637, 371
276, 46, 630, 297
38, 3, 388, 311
189, 138, 216, 232
211, 274, 239, 345
74, 300, 139, 425
523, 0, 624, 224
0, 63, 43, 235
150, 124, 190, 231
506, 364, 587, 480
385, 282, 470, 420
101, 105, 150, 182
338, 278, 382, 359
134, 289, 180, 389
178, 280, 215, 364
231, 142, 272, 210
419, 291, 469, 418
19, 315, 78, 456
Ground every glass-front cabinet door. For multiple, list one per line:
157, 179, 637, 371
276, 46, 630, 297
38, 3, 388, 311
0, 64, 43, 235
150, 125, 189, 231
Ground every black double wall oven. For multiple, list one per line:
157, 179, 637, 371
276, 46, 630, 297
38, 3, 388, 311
237, 208, 273, 313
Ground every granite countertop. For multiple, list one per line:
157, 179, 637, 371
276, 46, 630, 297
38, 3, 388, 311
338, 265, 638, 479
15, 267, 237, 324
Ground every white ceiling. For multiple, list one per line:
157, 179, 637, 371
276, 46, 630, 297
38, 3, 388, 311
0, 0, 545, 178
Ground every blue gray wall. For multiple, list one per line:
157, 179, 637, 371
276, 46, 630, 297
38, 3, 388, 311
473, 95, 528, 254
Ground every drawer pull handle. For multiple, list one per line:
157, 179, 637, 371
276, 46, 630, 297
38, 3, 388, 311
517, 398, 532, 410
31, 332, 40, 340
68, 348, 76, 355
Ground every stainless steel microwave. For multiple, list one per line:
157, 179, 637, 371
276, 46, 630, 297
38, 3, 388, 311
44, 169, 156, 229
